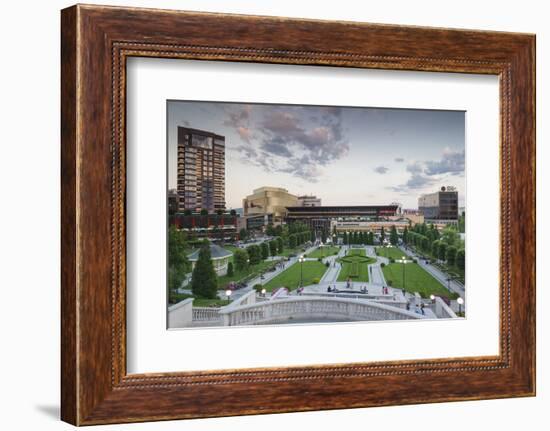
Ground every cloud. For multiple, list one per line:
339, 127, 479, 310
394, 157, 404, 163
223, 106, 253, 142
374, 166, 389, 174
225, 105, 349, 182
387, 173, 437, 194
424, 148, 465, 176
388, 149, 464, 195
406, 161, 423, 174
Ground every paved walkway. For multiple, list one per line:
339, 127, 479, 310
399, 245, 465, 299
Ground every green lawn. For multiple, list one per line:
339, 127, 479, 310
278, 246, 308, 258
168, 293, 230, 307
375, 246, 407, 260
217, 258, 280, 288
307, 246, 340, 258
337, 250, 376, 282
263, 260, 328, 292
193, 298, 231, 307
381, 263, 459, 299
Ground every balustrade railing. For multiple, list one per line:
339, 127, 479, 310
219, 296, 423, 326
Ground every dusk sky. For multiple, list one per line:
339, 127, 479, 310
167, 101, 465, 209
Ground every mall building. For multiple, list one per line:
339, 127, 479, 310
242, 186, 298, 225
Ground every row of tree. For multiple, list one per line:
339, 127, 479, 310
403, 223, 465, 270
342, 231, 375, 245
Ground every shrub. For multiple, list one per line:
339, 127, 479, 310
380, 262, 386, 267
318, 258, 322, 262
412, 259, 418, 264
325, 261, 330, 267
389, 257, 395, 263
387, 280, 393, 287
227, 262, 234, 276
253, 284, 263, 293
312, 278, 320, 284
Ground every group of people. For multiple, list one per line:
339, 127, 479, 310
405, 301, 426, 315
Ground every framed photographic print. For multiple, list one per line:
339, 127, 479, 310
61, 4, 536, 425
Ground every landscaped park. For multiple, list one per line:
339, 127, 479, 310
336, 249, 376, 282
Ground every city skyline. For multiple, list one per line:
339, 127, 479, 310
168, 101, 466, 209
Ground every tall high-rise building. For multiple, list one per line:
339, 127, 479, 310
176, 127, 225, 213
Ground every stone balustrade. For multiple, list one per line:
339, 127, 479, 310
167, 298, 193, 328
218, 296, 424, 326
433, 296, 458, 318
192, 307, 222, 322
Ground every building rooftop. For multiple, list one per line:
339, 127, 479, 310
187, 244, 233, 261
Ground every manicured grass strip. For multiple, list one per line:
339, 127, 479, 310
347, 248, 366, 257
375, 246, 406, 259
193, 298, 231, 307
381, 263, 459, 299
336, 253, 376, 282
168, 293, 230, 307
218, 259, 279, 288
263, 261, 328, 292
307, 246, 340, 258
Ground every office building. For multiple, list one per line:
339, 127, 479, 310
176, 126, 225, 213
418, 187, 459, 221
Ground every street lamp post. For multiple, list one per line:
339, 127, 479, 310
397, 257, 411, 292
261, 288, 266, 298
457, 297, 464, 314
225, 289, 232, 304
298, 255, 304, 287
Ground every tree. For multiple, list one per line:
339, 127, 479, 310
168, 225, 191, 299
269, 240, 278, 256
239, 228, 249, 241
441, 225, 459, 246
438, 242, 448, 261
446, 245, 458, 267
310, 230, 316, 243
458, 211, 465, 233
227, 261, 234, 277
380, 226, 386, 243
233, 249, 249, 272
247, 244, 262, 265
432, 240, 440, 258
230, 209, 237, 216
402, 226, 409, 244
289, 234, 297, 249
390, 225, 399, 245
343, 232, 348, 245
421, 236, 430, 252
368, 231, 374, 245
191, 244, 218, 299
183, 209, 192, 216
456, 249, 465, 270
266, 224, 276, 236
216, 209, 224, 216
276, 236, 284, 254
321, 230, 327, 244
200, 208, 208, 216
260, 242, 269, 260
